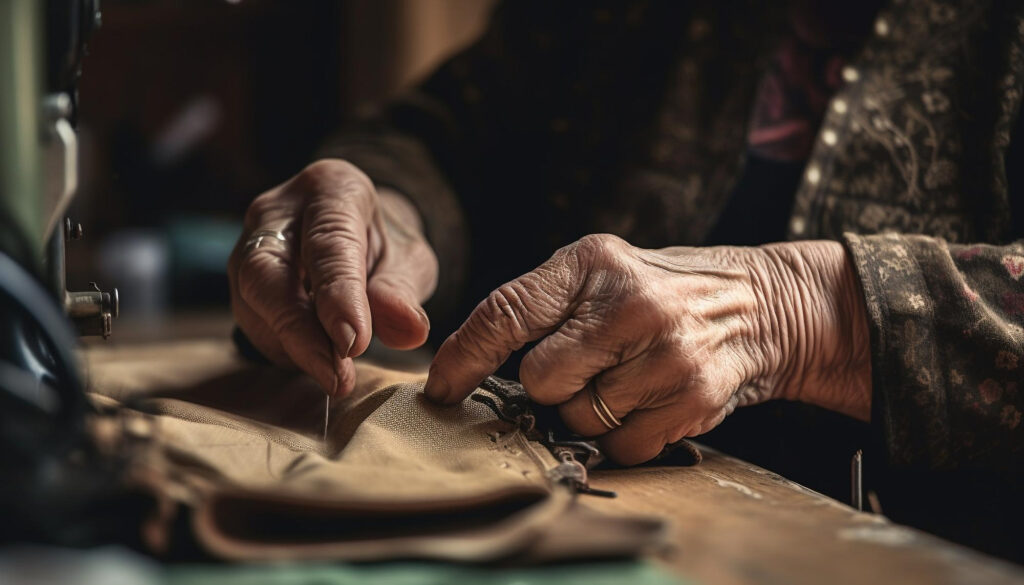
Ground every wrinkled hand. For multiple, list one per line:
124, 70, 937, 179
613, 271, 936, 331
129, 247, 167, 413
228, 160, 438, 395
425, 234, 870, 464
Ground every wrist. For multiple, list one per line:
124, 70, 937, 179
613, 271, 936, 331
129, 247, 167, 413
758, 241, 872, 421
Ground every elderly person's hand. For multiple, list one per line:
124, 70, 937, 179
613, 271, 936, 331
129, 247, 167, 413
228, 160, 437, 395
425, 234, 871, 464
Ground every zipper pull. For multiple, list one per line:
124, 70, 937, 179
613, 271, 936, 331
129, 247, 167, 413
549, 448, 617, 498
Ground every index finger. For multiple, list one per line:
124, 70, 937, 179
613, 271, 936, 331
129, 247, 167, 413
230, 225, 349, 395
299, 161, 378, 360
424, 244, 588, 404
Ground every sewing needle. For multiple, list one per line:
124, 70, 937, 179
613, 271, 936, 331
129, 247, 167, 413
308, 283, 337, 443
324, 339, 343, 442
323, 393, 330, 441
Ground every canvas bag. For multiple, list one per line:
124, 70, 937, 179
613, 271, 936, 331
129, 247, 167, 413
82, 340, 670, 563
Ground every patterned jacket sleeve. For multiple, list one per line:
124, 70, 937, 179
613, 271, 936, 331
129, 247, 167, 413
844, 232, 1024, 475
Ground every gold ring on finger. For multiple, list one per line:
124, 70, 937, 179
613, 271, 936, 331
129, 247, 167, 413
589, 387, 622, 430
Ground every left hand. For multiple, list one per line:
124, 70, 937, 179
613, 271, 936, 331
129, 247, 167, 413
424, 234, 871, 464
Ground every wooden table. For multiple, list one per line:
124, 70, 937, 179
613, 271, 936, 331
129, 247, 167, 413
590, 455, 1024, 584
84, 331, 1024, 585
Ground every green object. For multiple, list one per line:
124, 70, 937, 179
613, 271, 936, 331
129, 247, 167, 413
0, 0, 44, 261
0, 542, 687, 585
164, 561, 687, 585
167, 217, 243, 273
165, 216, 242, 305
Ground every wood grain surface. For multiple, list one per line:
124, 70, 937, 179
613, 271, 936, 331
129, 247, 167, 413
589, 448, 1024, 585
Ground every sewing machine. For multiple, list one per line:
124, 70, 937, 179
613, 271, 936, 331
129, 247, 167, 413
0, 0, 131, 546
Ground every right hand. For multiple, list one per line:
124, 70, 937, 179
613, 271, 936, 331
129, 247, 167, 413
228, 159, 438, 396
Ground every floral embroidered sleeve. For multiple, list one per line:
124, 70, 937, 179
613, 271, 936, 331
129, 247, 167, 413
844, 233, 1024, 474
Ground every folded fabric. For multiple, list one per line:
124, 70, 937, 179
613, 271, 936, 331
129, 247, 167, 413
83, 341, 669, 563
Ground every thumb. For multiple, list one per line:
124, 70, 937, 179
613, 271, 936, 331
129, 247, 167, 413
366, 268, 431, 349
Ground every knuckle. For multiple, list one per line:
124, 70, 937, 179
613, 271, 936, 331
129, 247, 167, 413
476, 284, 531, 343
309, 251, 366, 290
296, 159, 374, 199
302, 205, 374, 259
318, 158, 365, 180
299, 159, 353, 184
573, 233, 626, 262
305, 206, 366, 242
244, 191, 280, 228
303, 226, 369, 280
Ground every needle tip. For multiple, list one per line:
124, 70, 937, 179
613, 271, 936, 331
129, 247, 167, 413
322, 394, 330, 441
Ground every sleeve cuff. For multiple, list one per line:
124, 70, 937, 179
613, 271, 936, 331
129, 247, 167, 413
842, 232, 953, 469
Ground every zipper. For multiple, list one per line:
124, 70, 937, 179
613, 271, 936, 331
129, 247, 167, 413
472, 376, 616, 499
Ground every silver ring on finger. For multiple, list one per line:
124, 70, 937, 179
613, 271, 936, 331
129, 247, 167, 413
244, 229, 287, 253
589, 387, 622, 430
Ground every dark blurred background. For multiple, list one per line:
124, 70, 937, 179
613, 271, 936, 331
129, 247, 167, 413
67, 0, 493, 340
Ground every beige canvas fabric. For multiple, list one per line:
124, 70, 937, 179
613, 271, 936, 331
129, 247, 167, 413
82, 340, 666, 563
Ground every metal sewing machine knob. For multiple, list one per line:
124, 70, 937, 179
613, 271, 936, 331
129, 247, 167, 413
67, 283, 118, 338
59, 218, 119, 338
64, 217, 83, 241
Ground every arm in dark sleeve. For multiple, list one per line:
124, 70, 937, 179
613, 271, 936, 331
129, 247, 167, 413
319, 3, 588, 318
844, 233, 1024, 474
844, 230, 1024, 560
320, 1, 696, 325
842, 1, 1024, 480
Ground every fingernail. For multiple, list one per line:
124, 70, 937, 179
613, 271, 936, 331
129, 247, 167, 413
415, 306, 430, 329
424, 365, 452, 403
338, 322, 357, 358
